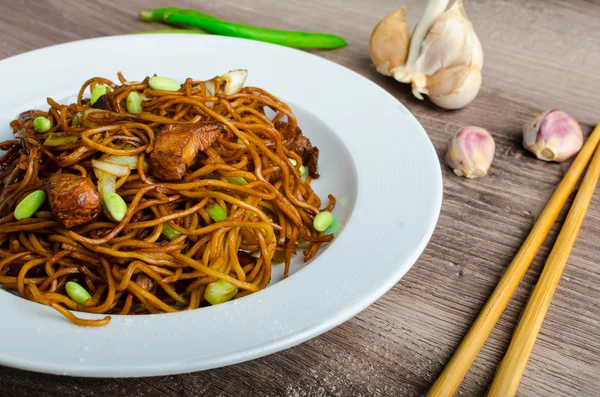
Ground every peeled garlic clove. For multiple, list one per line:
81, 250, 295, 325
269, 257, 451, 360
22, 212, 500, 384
446, 126, 495, 178
427, 63, 481, 109
523, 110, 583, 162
369, 7, 410, 76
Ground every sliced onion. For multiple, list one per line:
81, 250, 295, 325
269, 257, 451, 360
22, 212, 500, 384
95, 169, 117, 196
43, 133, 80, 146
105, 155, 139, 170
220, 69, 248, 95
92, 159, 130, 177
82, 108, 104, 127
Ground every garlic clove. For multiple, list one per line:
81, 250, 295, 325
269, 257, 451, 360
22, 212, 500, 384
523, 110, 583, 162
446, 126, 495, 178
427, 63, 481, 109
369, 7, 410, 76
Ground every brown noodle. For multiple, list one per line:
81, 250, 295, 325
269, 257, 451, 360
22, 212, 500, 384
0, 72, 335, 326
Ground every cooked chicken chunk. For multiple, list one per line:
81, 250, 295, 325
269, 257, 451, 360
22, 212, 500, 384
149, 122, 224, 181
134, 273, 156, 292
45, 173, 101, 229
91, 94, 117, 112
274, 121, 320, 178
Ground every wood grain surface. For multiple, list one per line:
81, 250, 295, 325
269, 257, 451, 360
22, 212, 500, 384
1, 0, 599, 396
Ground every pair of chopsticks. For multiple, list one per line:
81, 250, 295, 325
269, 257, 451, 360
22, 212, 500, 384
428, 122, 600, 397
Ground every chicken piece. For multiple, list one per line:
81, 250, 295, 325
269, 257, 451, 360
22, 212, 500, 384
149, 122, 224, 181
45, 173, 101, 229
91, 94, 117, 112
237, 251, 257, 267
134, 273, 156, 292
274, 121, 320, 178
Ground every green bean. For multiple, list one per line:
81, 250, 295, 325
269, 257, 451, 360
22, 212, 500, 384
206, 204, 227, 222
14, 190, 46, 220
225, 176, 248, 185
148, 76, 181, 91
126, 91, 143, 114
103, 192, 128, 222
313, 211, 334, 232
141, 8, 347, 49
33, 117, 52, 133
65, 281, 92, 306
204, 279, 238, 305
91, 85, 107, 105
162, 223, 181, 240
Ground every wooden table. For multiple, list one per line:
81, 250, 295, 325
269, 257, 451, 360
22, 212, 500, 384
1, 0, 599, 395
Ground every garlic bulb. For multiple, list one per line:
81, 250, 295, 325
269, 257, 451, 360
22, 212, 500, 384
446, 126, 495, 178
370, 0, 483, 110
369, 8, 410, 76
523, 110, 583, 162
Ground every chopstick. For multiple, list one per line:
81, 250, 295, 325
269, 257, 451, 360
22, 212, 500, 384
427, 122, 600, 397
487, 132, 600, 396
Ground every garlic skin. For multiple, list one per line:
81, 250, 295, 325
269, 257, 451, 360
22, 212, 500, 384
369, 8, 410, 76
523, 110, 583, 162
446, 126, 495, 178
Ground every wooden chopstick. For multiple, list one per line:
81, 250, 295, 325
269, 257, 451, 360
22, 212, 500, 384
487, 133, 600, 396
427, 123, 600, 397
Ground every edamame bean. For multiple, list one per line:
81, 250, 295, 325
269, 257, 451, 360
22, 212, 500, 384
90, 84, 108, 105
313, 211, 333, 232
65, 281, 92, 306
103, 192, 128, 222
126, 91, 143, 113
148, 76, 181, 91
33, 117, 52, 133
204, 279, 238, 305
14, 190, 46, 220
207, 204, 227, 222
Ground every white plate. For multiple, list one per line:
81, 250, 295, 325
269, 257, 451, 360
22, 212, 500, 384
0, 34, 442, 377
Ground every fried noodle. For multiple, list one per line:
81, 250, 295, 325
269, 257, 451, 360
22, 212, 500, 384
0, 71, 335, 326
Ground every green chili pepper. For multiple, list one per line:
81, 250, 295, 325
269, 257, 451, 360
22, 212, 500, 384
140, 8, 347, 49
140, 8, 220, 23
133, 28, 208, 35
